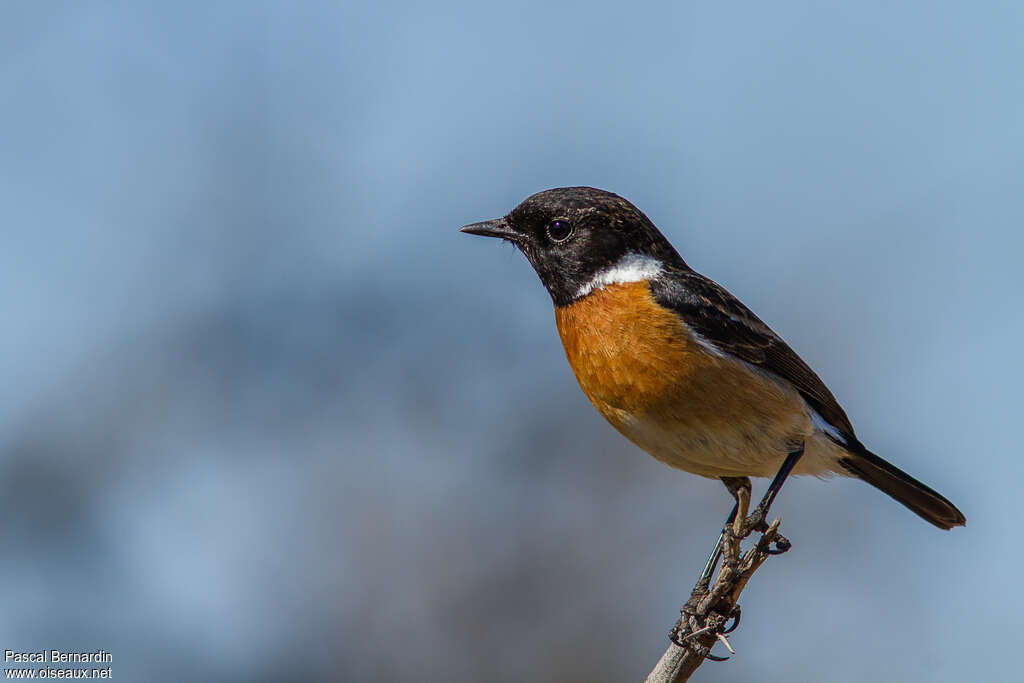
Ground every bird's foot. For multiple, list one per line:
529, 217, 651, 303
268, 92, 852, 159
670, 602, 741, 661
767, 531, 792, 555
726, 506, 792, 556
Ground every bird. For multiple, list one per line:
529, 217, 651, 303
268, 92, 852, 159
461, 186, 965, 532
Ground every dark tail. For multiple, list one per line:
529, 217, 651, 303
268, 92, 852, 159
839, 448, 965, 530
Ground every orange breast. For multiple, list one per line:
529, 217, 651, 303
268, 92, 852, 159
554, 281, 708, 422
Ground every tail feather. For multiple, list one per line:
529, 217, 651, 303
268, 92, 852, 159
839, 449, 965, 530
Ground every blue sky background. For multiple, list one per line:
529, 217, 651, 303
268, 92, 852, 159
2, 2, 1022, 681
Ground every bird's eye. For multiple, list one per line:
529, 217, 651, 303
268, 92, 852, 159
546, 219, 573, 243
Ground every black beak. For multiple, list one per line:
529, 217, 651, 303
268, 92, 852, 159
459, 218, 519, 241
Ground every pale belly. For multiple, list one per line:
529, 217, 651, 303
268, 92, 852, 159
606, 373, 846, 479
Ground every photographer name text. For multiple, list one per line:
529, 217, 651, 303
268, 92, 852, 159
4, 651, 112, 665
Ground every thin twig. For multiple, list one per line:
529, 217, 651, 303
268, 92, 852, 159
646, 517, 788, 683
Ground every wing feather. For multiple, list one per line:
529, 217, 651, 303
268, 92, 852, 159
649, 267, 856, 441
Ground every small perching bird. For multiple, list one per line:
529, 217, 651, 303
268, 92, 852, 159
462, 186, 965, 531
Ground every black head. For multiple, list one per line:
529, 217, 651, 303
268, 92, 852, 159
461, 187, 686, 306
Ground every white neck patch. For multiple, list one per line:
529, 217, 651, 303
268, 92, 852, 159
576, 252, 663, 298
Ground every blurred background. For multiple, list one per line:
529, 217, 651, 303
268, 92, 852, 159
2, 2, 1021, 681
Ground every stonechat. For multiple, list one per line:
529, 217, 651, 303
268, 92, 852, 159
462, 186, 965, 530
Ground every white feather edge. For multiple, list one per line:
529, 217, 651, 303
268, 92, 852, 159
576, 252, 664, 298
810, 408, 847, 444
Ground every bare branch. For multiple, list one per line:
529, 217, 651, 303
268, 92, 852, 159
646, 518, 789, 683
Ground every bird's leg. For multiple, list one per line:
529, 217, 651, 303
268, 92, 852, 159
673, 449, 806, 651
675, 477, 751, 650
741, 444, 805, 535
694, 446, 805, 589
694, 477, 751, 590
723, 477, 752, 538
693, 504, 734, 595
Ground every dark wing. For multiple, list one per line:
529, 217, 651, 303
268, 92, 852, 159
649, 267, 857, 442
